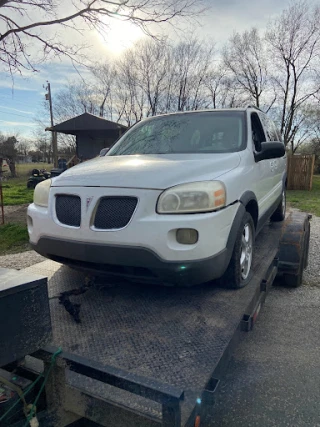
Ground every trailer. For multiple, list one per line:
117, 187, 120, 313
0, 211, 311, 427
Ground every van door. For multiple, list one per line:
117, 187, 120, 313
258, 113, 286, 198
250, 112, 275, 219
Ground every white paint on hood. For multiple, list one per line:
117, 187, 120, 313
52, 153, 241, 189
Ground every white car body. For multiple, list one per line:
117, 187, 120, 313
28, 107, 286, 286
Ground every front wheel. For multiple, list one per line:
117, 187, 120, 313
220, 212, 255, 289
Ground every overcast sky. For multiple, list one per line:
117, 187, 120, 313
0, 0, 311, 138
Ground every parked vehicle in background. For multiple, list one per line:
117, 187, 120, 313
28, 106, 286, 288
50, 158, 68, 178
27, 168, 51, 189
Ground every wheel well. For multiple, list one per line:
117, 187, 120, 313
245, 200, 258, 230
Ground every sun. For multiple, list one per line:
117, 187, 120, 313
100, 18, 145, 54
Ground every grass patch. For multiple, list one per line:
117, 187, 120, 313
287, 175, 320, 217
0, 223, 29, 255
1, 177, 34, 206
1, 163, 53, 206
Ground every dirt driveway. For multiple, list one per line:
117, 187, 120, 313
3, 204, 28, 224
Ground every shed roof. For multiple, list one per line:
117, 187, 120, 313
46, 112, 127, 135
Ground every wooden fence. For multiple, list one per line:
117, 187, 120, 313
287, 154, 315, 191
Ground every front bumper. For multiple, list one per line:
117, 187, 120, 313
28, 186, 240, 285
30, 238, 229, 286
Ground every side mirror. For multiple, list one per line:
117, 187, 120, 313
254, 142, 285, 162
99, 148, 109, 157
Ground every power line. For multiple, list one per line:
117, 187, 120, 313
0, 109, 34, 119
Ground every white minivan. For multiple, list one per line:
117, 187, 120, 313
28, 106, 286, 288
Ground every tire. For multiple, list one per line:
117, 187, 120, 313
283, 217, 310, 287
283, 246, 304, 287
283, 270, 303, 287
270, 188, 286, 222
221, 212, 255, 289
303, 220, 310, 269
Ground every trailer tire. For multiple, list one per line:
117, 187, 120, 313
303, 219, 310, 269
279, 212, 310, 288
283, 267, 303, 288
221, 212, 255, 289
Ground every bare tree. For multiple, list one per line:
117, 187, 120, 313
30, 126, 53, 163
223, 28, 270, 109
0, 0, 204, 75
133, 39, 171, 116
34, 140, 52, 164
205, 64, 248, 109
16, 139, 31, 157
266, 0, 320, 150
56, 82, 101, 118
0, 133, 18, 177
292, 103, 320, 153
91, 62, 116, 118
115, 50, 147, 126
170, 37, 214, 111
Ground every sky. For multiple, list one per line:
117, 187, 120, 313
0, 0, 307, 139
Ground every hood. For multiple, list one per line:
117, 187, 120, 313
52, 153, 241, 189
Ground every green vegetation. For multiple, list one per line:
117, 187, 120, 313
1, 163, 52, 206
287, 175, 320, 217
1, 177, 33, 206
0, 223, 29, 255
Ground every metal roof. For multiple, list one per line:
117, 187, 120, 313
46, 112, 127, 135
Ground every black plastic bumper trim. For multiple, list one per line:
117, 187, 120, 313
31, 237, 230, 286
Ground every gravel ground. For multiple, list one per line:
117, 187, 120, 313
0, 250, 45, 269
3, 204, 28, 224
303, 213, 320, 288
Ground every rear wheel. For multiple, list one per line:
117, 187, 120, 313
221, 212, 255, 289
270, 188, 286, 222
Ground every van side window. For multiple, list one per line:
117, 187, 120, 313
251, 113, 266, 152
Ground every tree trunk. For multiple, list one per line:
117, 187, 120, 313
7, 159, 16, 178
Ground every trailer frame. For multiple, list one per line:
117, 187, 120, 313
2, 211, 311, 427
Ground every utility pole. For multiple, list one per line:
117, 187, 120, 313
0, 159, 4, 224
45, 82, 58, 168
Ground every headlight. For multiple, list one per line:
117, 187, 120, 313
157, 181, 226, 214
33, 179, 51, 207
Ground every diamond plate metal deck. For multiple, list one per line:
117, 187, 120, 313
24, 221, 283, 425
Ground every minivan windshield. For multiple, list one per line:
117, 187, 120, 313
108, 111, 246, 156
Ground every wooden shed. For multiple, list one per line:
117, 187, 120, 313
47, 113, 127, 160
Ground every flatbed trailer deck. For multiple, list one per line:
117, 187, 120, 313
2, 212, 311, 427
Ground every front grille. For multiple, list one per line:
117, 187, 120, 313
94, 197, 138, 230
56, 195, 81, 227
